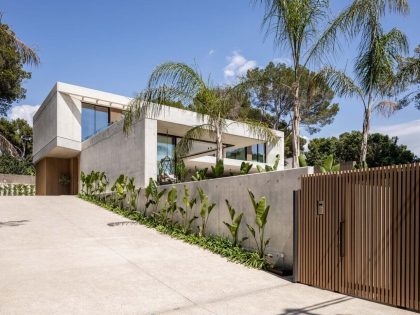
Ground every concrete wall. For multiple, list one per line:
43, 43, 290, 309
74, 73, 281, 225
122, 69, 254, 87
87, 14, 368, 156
80, 118, 157, 188
33, 86, 58, 163
138, 167, 313, 269
0, 174, 35, 185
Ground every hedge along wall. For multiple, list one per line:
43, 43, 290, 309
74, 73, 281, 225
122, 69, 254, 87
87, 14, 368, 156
0, 183, 35, 196
138, 167, 313, 269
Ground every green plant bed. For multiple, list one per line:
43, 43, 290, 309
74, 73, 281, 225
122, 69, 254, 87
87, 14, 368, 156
79, 194, 269, 269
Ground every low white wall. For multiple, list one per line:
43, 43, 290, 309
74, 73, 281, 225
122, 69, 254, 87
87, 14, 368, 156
0, 174, 35, 185
138, 167, 313, 269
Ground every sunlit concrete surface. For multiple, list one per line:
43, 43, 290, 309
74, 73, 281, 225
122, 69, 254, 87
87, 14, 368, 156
0, 196, 415, 315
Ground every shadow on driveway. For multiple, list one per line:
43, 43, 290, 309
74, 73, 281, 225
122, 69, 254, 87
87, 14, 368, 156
278, 296, 353, 315
0, 220, 29, 227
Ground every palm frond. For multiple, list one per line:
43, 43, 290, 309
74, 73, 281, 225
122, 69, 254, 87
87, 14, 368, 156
305, 0, 366, 65
124, 62, 207, 133
234, 118, 279, 145
317, 66, 364, 100
258, 0, 328, 68
355, 27, 408, 95
375, 100, 399, 117
0, 23, 40, 65
175, 124, 214, 158
307, 0, 409, 67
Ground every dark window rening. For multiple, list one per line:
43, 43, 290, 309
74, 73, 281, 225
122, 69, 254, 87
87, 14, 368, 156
226, 144, 266, 163
226, 147, 246, 160
251, 143, 266, 163
82, 104, 110, 141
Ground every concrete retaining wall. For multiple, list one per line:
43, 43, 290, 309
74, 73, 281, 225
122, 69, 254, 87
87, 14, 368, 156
0, 174, 35, 185
80, 118, 157, 188
138, 167, 313, 269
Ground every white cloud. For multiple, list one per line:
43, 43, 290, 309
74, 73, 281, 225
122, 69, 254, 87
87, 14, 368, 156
272, 57, 291, 66
208, 49, 215, 56
8, 104, 40, 126
372, 119, 420, 156
224, 51, 257, 82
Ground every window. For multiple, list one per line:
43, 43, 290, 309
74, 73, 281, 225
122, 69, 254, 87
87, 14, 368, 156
226, 147, 246, 160
82, 104, 110, 141
157, 134, 176, 175
251, 143, 265, 163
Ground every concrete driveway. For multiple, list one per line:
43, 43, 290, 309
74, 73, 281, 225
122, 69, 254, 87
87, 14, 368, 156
0, 196, 414, 315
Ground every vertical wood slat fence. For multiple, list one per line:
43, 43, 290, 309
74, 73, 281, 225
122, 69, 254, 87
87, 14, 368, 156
295, 163, 419, 312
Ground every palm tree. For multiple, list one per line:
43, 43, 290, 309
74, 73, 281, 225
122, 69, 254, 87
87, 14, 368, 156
315, 0, 409, 165
0, 14, 40, 65
123, 62, 277, 161
320, 30, 408, 165
256, 0, 329, 168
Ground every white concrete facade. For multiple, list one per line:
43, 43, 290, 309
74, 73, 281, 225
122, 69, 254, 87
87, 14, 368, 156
33, 82, 284, 190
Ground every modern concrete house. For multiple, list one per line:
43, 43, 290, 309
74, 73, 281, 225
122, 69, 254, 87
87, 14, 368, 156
33, 82, 284, 195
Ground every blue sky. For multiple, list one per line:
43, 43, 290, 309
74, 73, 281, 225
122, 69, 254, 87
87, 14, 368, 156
3, 0, 420, 154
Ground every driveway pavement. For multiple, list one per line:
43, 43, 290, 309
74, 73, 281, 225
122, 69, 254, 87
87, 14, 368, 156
0, 196, 414, 314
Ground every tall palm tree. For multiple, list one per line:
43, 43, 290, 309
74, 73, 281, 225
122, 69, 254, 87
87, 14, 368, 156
123, 62, 277, 161
0, 14, 40, 65
315, 0, 409, 165
320, 29, 408, 165
257, 0, 329, 168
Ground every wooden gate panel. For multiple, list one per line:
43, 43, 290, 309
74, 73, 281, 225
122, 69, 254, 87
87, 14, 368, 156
296, 163, 420, 312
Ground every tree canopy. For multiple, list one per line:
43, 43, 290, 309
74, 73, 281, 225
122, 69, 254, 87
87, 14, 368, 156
305, 131, 418, 168
242, 62, 339, 134
0, 18, 39, 116
0, 117, 33, 158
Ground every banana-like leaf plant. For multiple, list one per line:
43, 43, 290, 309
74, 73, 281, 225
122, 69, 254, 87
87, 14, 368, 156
246, 189, 271, 258
179, 185, 198, 234
111, 174, 127, 207
191, 167, 208, 181
240, 162, 253, 175
145, 178, 166, 215
319, 155, 340, 173
223, 200, 247, 247
256, 154, 281, 173
126, 177, 140, 212
197, 187, 215, 237
166, 186, 179, 224
298, 154, 308, 167
211, 159, 224, 178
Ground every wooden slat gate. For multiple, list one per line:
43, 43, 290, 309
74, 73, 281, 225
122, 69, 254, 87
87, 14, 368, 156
295, 163, 420, 312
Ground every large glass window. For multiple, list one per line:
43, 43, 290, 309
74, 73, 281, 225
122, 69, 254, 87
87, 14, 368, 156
251, 143, 265, 163
157, 134, 176, 175
82, 104, 110, 141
